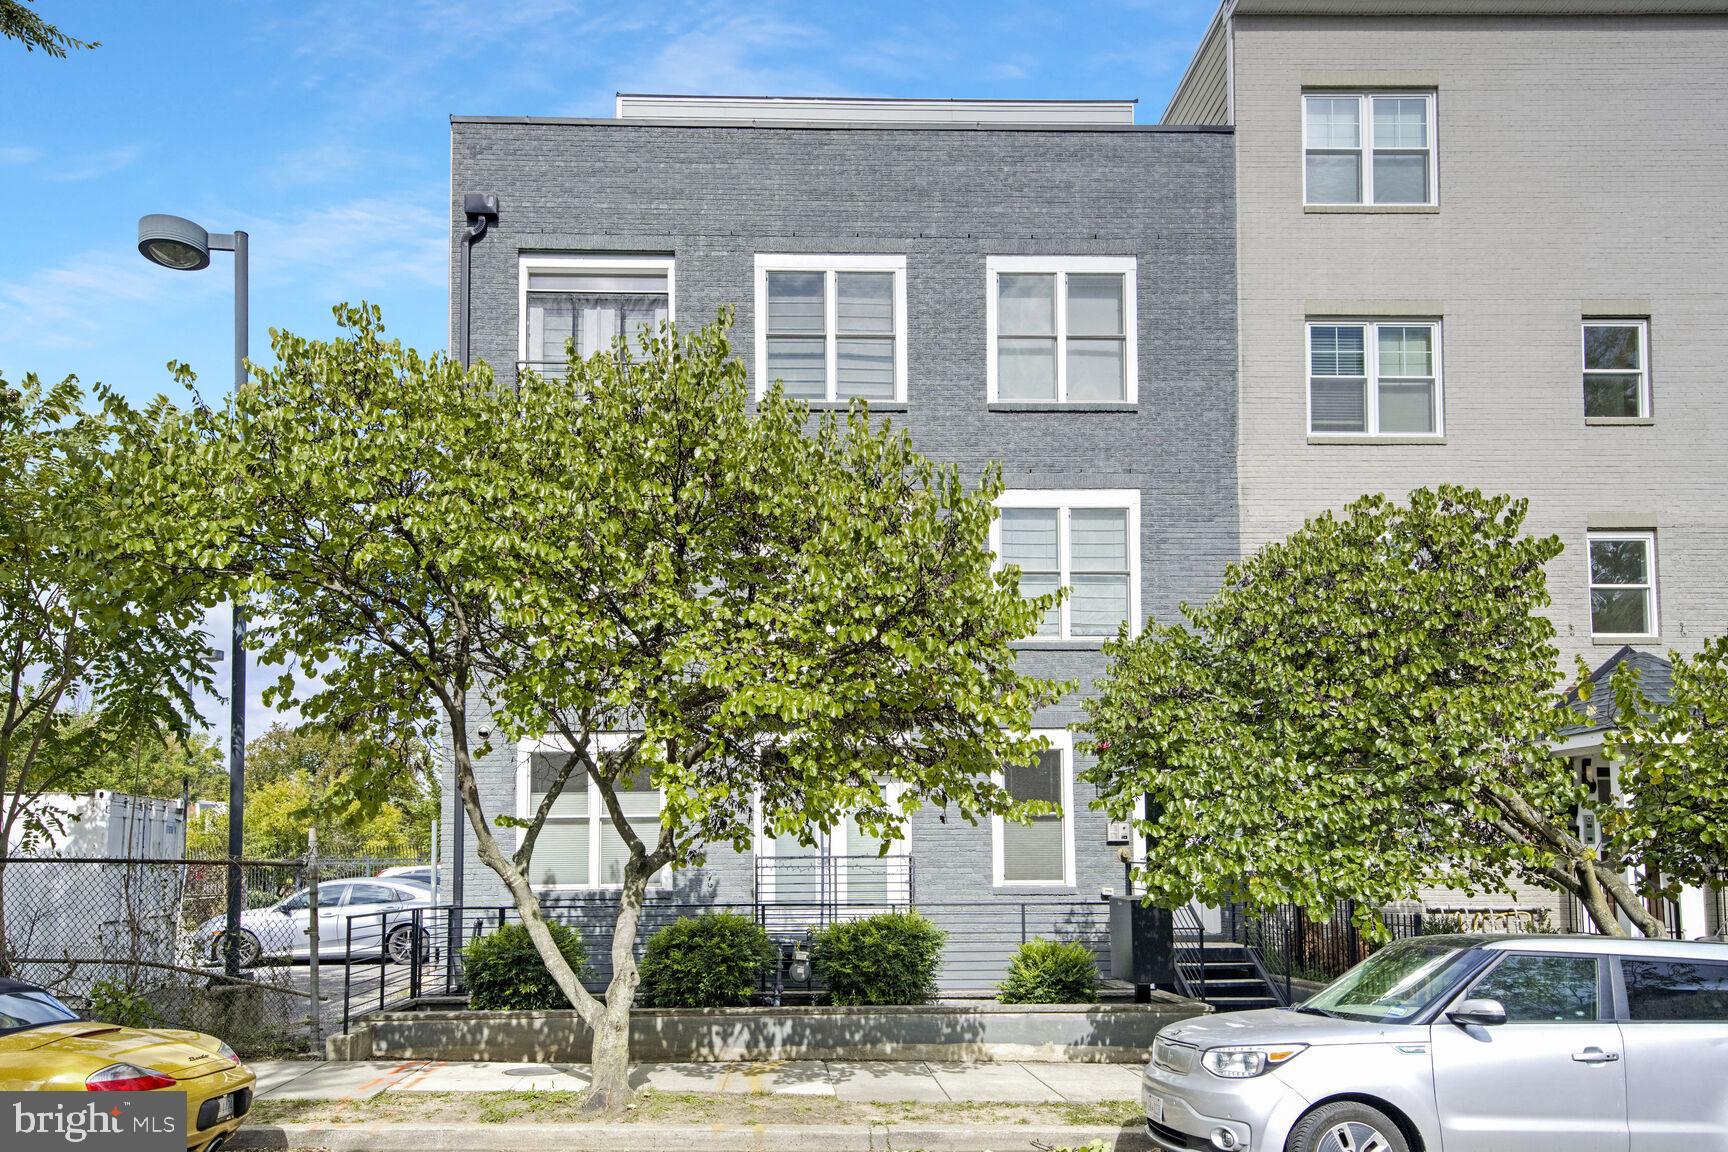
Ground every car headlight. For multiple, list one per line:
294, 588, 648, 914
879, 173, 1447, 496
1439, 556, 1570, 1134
1202, 1044, 1307, 1078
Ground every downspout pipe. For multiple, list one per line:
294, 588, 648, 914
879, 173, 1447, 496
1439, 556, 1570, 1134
457, 193, 498, 368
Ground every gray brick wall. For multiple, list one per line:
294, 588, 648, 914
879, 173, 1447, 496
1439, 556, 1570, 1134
442, 120, 1238, 918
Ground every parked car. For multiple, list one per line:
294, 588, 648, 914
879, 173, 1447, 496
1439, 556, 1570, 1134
375, 864, 440, 889
1143, 933, 1728, 1152
195, 877, 432, 966
0, 977, 255, 1152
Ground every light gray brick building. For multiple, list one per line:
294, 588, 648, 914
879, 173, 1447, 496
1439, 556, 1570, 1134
1165, 0, 1728, 935
441, 97, 1239, 985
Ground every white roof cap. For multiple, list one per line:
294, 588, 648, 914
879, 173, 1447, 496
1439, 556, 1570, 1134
614, 94, 1137, 126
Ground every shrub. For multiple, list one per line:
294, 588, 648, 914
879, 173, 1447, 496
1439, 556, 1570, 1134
462, 921, 591, 1011
997, 937, 1099, 1004
638, 913, 777, 1008
811, 911, 945, 1006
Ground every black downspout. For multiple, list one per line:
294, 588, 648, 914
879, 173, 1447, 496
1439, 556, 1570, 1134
450, 192, 497, 989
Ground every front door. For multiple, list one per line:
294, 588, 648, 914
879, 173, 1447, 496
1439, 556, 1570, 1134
1430, 951, 1628, 1152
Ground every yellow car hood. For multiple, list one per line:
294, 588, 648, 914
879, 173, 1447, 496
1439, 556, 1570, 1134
0, 1022, 232, 1080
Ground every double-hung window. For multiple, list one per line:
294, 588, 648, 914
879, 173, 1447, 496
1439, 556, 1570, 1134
520, 255, 673, 379
519, 741, 666, 891
1304, 92, 1437, 206
994, 490, 1140, 641
1582, 320, 1650, 419
992, 730, 1075, 887
987, 257, 1138, 403
1587, 531, 1658, 639
754, 255, 907, 403
1308, 320, 1442, 436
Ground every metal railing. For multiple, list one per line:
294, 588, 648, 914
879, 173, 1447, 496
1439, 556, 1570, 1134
338, 896, 1113, 1029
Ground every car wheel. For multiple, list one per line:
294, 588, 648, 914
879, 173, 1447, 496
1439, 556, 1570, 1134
214, 930, 263, 969
386, 924, 425, 965
1287, 1101, 1410, 1152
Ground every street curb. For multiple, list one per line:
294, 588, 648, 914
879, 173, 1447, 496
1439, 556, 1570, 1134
230, 1121, 1155, 1151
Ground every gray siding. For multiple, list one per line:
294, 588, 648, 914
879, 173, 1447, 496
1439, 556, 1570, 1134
1165, 14, 1232, 126
444, 120, 1239, 917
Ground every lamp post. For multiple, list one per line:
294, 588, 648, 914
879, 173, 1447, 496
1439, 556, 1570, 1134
137, 214, 249, 980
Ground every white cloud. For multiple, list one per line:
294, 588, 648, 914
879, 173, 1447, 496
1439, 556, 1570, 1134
235, 194, 448, 296
0, 247, 192, 353
42, 144, 143, 182
0, 145, 42, 165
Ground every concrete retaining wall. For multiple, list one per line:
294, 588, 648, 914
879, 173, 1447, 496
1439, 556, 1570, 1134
328, 995, 1207, 1063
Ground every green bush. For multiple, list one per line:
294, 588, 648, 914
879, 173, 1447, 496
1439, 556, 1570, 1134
997, 937, 1099, 1004
638, 913, 777, 1008
462, 921, 591, 1011
811, 911, 946, 1006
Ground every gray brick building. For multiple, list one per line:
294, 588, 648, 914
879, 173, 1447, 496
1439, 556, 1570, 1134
441, 97, 1238, 984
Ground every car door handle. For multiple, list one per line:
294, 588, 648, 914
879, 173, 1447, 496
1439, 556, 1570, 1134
1572, 1048, 1620, 1064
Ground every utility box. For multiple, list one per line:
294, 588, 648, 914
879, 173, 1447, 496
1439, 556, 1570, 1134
1108, 896, 1175, 986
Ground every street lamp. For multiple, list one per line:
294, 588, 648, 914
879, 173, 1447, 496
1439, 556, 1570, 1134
137, 213, 250, 980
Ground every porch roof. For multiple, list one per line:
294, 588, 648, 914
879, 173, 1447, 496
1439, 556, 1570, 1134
1560, 645, 1674, 737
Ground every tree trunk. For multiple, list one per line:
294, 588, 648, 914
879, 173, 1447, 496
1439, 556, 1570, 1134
582, 864, 648, 1113
1574, 860, 1627, 937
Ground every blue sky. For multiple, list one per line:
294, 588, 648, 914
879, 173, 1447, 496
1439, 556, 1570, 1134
1, 0, 1212, 739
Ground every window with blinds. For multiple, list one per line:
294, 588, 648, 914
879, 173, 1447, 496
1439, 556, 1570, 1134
1308, 320, 1442, 436
988, 257, 1137, 403
522, 748, 664, 890
756, 257, 905, 402
1303, 92, 1436, 206
524, 267, 671, 378
996, 494, 1136, 640
996, 745, 1071, 886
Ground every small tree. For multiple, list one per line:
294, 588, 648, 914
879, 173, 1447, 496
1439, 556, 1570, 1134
138, 306, 1063, 1111
1085, 486, 1667, 938
1, 374, 216, 973
1601, 636, 1728, 908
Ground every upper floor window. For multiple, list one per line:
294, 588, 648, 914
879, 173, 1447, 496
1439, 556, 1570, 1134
1308, 320, 1442, 436
1583, 320, 1650, 419
992, 730, 1076, 888
1587, 531, 1658, 639
754, 254, 907, 403
986, 257, 1138, 404
520, 255, 673, 380
1304, 93, 1437, 206
994, 490, 1140, 641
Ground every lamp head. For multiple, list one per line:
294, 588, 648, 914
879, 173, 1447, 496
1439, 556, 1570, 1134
138, 214, 211, 271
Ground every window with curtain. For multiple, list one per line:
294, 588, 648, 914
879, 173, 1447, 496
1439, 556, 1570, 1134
1308, 320, 1441, 436
522, 747, 664, 890
1304, 92, 1436, 206
990, 260, 1134, 403
996, 495, 1136, 640
1582, 320, 1649, 419
1587, 532, 1657, 638
998, 749, 1069, 885
525, 268, 669, 378
757, 257, 904, 402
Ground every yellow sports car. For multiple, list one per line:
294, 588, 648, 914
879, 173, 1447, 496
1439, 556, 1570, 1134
0, 977, 255, 1151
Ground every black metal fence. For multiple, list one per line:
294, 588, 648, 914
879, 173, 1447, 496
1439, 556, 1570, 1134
339, 896, 1114, 1031
1220, 900, 1427, 999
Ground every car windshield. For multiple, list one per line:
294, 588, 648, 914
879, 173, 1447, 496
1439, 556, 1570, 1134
1301, 938, 1481, 1023
0, 989, 79, 1035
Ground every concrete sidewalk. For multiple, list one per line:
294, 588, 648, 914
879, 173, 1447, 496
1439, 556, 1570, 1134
250, 1058, 1145, 1104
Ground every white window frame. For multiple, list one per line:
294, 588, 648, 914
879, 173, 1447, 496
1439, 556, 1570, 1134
1581, 319, 1651, 420
991, 728, 1077, 889
992, 489, 1142, 641
1306, 319, 1445, 438
517, 253, 677, 370
985, 256, 1139, 404
752, 785, 911, 905
752, 254, 908, 403
1302, 91, 1438, 207
1585, 531, 1660, 641
515, 735, 671, 892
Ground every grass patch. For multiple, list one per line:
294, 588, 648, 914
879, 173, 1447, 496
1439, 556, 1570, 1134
249, 1089, 1141, 1129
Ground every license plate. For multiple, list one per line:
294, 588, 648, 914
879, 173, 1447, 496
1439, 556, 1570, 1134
1146, 1092, 1165, 1124
215, 1094, 235, 1122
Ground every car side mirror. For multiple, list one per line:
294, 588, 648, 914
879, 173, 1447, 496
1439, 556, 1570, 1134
1447, 997, 1508, 1027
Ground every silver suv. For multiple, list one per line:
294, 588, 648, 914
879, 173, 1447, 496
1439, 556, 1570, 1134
1143, 933, 1728, 1152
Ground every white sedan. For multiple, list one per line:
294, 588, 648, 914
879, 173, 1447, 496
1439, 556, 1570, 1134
197, 877, 432, 966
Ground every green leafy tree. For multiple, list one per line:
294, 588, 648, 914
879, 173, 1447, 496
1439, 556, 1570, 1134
66, 723, 224, 801
1, 373, 216, 973
131, 305, 1062, 1111
0, 1, 95, 56
1600, 636, 1728, 906
1086, 486, 1667, 938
